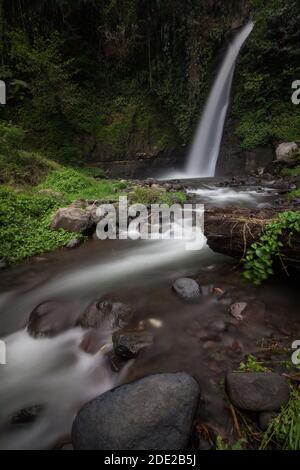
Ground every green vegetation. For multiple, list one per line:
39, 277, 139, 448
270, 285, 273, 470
233, 0, 300, 149
215, 436, 247, 450
0, 122, 58, 185
243, 211, 300, 285
0, 168, 129, 265
38, 168, 127, 203
0, 119, 188, 264
131, 187, 187, 205
260, 388, 300, 450
0, 0, 248, 162
238, 355, 269, 373
0, 185, 80, 264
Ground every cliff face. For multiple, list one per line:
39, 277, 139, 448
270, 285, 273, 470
0, 0, 251, 176
2, 1, 299, 179
217, 0, 300, 176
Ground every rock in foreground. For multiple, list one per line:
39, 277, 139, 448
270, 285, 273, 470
173, 278, 201, 303
72, 372, 200, 450
226, 372, 290, 412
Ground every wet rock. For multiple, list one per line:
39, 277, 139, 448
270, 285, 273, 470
259, 411, 278, 431
276, 142, 298, 163
172, 183, 183, 191
173, 278, 201, 303
113, 330, 153, 358
72, 372, 200, 450
11, 405, 43, 424
66, 238, 82, 249
226, 372, 290, 411
227, 302, 247, 321
247, 176, 257, 185
51, 207, 92, 233
79, 301, 133, 330
27, 301, 83, 338
257, 203, 273, 210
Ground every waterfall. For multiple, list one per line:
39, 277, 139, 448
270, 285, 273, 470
184, 21, 254, 178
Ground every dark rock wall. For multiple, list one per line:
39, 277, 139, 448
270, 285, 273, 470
216, 117, 274, 176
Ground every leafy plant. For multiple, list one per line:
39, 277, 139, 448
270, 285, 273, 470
215, 436, 247, 450
260, 388, 300, 450
0, 186, 82, 264
38, 168, 127, 202
238, 355, 269, 373
243, 211, 300, 285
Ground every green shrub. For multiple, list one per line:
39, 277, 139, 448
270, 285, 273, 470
233, 0, 300, 149
260, 388, 300, 450
0, 186, 79, 263
243, 211, 300, 285
38, 167, 127, 202
0, 122, 57, 185
238, 355, 269, 373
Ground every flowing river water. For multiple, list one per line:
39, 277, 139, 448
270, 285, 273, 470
0, 185, 299, 449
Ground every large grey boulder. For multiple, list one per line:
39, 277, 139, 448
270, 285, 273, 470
276, 142, 298, 163
72, 372, 200, 450
172, 278, 201, 303
51, 207, 92, 233
226, 372, 290, 412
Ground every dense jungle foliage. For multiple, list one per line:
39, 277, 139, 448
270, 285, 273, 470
0, 0, 299, 163
0, 0, 249, 164
234, 0, 300, 150
0, 0, 300, 265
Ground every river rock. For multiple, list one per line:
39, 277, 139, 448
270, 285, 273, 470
27, 301, 83, 338
227, 302, 248, 321
11, 405, 43, 424
113, 331, 153, 358
173, 278, 201, 302
79, 301, 133, 330
276, 142, 298, 163
72, 372, 200, 450
51, 207, 92, 233
259, 411, 278, 431
226, 372, 290, 411
257, 202, 273, 210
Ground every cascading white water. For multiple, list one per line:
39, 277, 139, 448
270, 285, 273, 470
185, 21, 254, 178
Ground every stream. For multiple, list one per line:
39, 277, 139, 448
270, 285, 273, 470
0, 183, 299, 449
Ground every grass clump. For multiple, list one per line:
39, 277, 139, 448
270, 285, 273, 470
0, 186, 81, 264
215, 436, 247, 450
131, 187, 187, 205
238, 355, 270, 373
38, 168, 128, 203
260, 388, 300, 450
